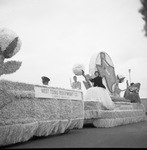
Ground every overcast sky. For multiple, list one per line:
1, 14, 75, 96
0, 0, 147, 98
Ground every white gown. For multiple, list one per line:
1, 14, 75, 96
84, 86, 115, 110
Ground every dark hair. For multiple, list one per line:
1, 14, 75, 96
130, 82, 134, 86
94, 71, 100, 75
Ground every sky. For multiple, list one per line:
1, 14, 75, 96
0, 0, 147, 98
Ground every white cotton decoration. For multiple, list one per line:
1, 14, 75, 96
72, 63, 85, 76
0, 27, 21, 58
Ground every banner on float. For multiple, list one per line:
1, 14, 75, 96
34, 86, 83, 100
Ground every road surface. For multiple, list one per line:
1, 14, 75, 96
2, 118, 147, 148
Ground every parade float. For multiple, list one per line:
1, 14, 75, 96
82, 51, 146, 127
0, 28, 84, 146
0, 28, 146, 147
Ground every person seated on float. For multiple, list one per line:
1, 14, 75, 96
71, 75, 81, 90
82, 70, 115, 110
124, 80, 141, 103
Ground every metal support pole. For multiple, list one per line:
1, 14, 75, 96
128, 69, 131, 85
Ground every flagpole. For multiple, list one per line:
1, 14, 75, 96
128, 69, 131, 84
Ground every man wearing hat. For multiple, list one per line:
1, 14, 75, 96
41, 76, 50, 85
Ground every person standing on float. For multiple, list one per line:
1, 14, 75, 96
41, 76, 50, 86
82, 70, 115, 110
71, 76, 81, 90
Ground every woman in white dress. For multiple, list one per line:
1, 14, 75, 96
82, 70, 115, 110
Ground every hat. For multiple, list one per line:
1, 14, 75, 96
117, 74, 125, 83
41, 76, 50, 82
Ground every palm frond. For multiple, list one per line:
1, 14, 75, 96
2, 61, 22, 75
